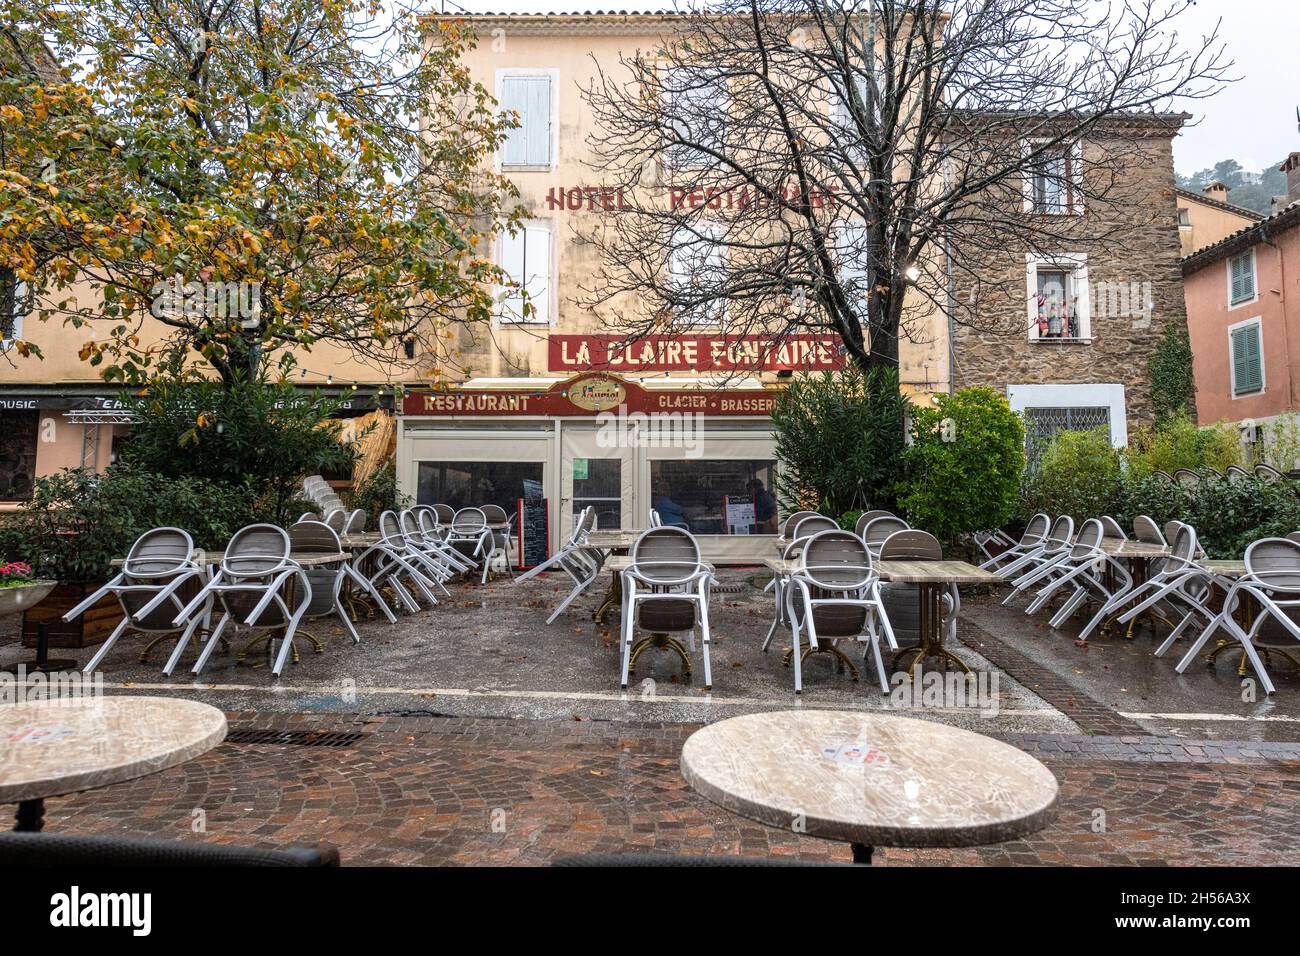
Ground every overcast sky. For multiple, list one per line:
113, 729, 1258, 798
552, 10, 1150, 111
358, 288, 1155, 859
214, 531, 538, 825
434, 0, 1298, 175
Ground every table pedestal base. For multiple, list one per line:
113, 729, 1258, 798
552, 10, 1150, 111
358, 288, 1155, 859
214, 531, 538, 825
851, 842, 873, 865
626, 633, 692, 686
0, 623, 77, 676
782, 643, 860, 681
14, 798, 45, 832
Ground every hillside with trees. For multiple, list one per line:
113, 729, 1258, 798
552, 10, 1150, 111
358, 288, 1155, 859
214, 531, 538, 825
1177, 158, 1289, 214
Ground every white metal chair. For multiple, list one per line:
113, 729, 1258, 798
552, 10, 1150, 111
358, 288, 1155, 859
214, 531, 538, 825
1110, 522, 1207, 640
648, 508, 663, 528
998, 515, 1074, 588
447, 507, 493, 583
480, 504, 516, 579
169, 524, 313, 678
64, 527, 208, 675
343, 509, 367, 534
764, 514, 851, 650
786, 530, 894, 694
619, 527, 716, 690
860, 515, 910, 559
980, 513, 1050, 572
853, 510, 897, 539
514, 507, 602, 623
289, 520, 361, 646
1023, 518, 1135, 632
1170, 537, 1300, 695
413, 507, 476, 574
344, 518, 426, 620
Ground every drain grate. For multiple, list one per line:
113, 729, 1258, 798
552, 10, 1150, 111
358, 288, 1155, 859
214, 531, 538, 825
225, 729, 366, 748
712, 583, 748, 594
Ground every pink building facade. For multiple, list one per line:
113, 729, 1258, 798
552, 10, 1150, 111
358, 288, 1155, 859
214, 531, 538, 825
1184, 199, 1300, 426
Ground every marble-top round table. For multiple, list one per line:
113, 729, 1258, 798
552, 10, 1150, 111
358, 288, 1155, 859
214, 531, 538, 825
0, 696, 227, 832
681, 710, 1058, 863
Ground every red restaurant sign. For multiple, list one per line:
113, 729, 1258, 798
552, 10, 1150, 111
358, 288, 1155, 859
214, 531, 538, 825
548, 334, 844, 373
401, 373, 779, 418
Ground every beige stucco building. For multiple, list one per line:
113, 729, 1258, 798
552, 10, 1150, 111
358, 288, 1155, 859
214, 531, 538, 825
1176, 183, 1262, 256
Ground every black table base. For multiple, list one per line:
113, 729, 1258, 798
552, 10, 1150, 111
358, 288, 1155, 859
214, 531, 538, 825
0, 622, 77, 675
14, 798, 45, 832
851, 843, 873, 864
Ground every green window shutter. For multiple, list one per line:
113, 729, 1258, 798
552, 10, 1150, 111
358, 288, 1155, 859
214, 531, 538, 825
1232, 324, 1263, 395
1230, 253, 1256, 304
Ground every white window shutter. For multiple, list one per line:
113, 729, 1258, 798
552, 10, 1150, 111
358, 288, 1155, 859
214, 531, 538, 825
525, 78, 550, 166
499, 229, 526, 321
523, 225, 551, 324
501, 77, 550, 168
2, 279, 26, 345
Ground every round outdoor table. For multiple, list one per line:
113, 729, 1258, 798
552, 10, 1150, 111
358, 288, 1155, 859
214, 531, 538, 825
0, 696, 227, 832
681, 710, 1057, 864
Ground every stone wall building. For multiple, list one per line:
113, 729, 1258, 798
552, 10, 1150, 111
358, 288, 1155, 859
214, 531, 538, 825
951, 115, 1191, 458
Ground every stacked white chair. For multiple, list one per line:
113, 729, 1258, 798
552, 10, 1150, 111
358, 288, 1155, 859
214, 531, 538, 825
64, 527, 208, 675
169, 524, 312, 678
514, 507, 602, 623
785, 529, 894, 694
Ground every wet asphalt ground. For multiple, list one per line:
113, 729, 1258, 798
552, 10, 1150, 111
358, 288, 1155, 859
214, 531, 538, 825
6, 563, 1300, 741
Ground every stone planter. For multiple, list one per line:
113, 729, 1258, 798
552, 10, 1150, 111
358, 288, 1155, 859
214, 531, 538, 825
0, 581, 57, 616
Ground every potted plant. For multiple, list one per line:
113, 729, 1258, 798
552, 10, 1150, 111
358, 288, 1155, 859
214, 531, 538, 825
0, 561, 57, 616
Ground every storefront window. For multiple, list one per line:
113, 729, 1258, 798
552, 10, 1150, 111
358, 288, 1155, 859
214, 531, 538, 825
417, 461, 544, 514
0, 410, 39, 501
650, 459, 777, 534
572, 457, 621, 530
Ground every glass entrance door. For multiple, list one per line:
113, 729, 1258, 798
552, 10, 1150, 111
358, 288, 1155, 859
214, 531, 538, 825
571, 457, 622, 530
561, 425, 634, 533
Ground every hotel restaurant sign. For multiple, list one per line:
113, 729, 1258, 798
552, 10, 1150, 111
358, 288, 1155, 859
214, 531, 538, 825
401, 373, 779, 418
548, 334, 844, 373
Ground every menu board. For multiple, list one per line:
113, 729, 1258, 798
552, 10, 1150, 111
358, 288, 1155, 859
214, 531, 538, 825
724, 496, 756, 535
518, 497, 549, 570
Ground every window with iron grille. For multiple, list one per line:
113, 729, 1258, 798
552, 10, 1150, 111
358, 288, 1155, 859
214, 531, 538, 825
1022, 406, 1111, 469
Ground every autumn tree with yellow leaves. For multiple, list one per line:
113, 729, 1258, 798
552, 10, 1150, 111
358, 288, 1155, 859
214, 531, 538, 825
1, 0, 521, 385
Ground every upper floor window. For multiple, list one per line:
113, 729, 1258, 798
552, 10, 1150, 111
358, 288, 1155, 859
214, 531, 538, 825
669, 222, 727, 326
1, 278, 27, 350
1025, 141, 1083, 215
498, 221, 552, 324
665, 68, 728, 169
499, 71, 555, 170
1178, 208, 1191, 227
1228, 250, 1256, 307
835, 221, 871, 314
1230, 317, 1264, 397
1027, 253, 1090, 341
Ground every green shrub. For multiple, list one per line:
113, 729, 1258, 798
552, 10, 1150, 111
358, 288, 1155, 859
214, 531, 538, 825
121, 369, 357, 525
345, 461, 410, 524
771, 366, 906, 516
0, 466, 254, 583
1113, 472, 1188, 531
1183, 477, 1300, 558
836, 509, 864, 532
1022, 426, 1122, 523
1124, 416, 1242, 477
893, 387, 1025, 543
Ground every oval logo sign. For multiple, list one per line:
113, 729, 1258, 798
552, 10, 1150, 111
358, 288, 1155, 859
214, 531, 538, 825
569, 376, 626, 411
